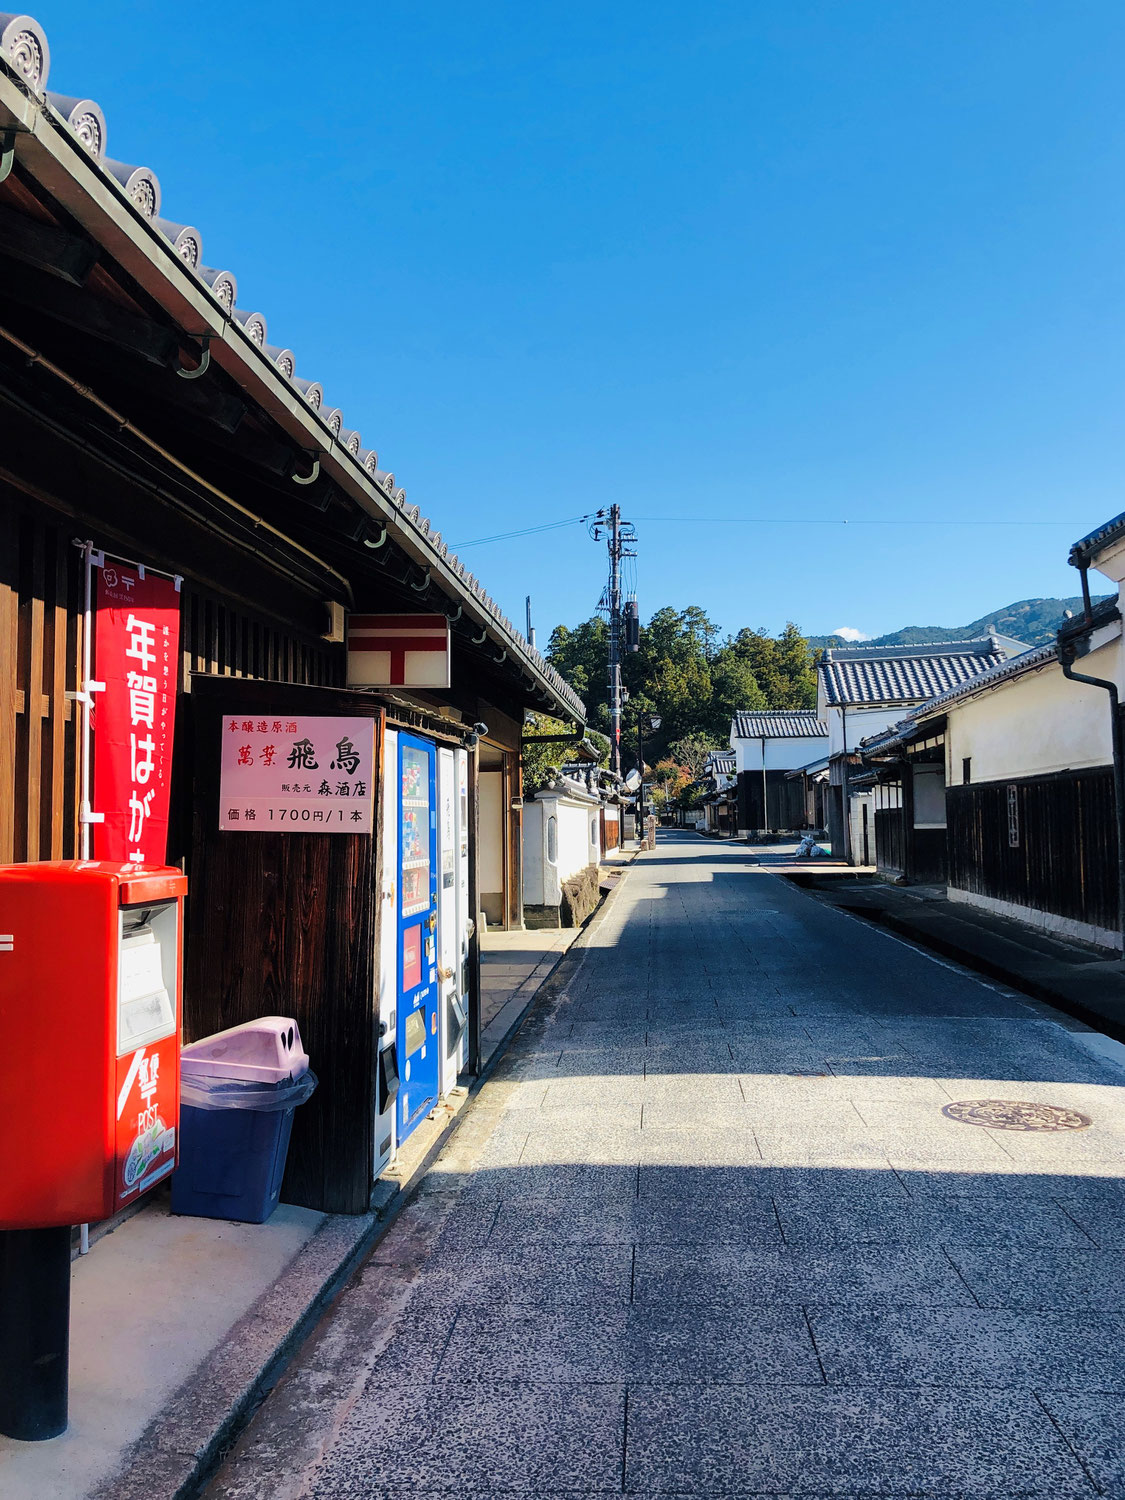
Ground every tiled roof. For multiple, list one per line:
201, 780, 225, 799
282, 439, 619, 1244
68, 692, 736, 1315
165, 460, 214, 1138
858, 627, 1106, 756
706, 753, 736, 774
857, 715, 937, 757
731, 712, 828, 740
818, 647, 1005, 706
1070, 512, 1125, 568
0, 20, 584, 724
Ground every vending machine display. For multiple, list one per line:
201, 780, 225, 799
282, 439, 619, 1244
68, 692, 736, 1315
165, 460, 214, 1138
394, 734, 439, 1142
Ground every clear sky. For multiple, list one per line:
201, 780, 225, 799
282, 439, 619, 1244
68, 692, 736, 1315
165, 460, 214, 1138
33, 1, 1125, 641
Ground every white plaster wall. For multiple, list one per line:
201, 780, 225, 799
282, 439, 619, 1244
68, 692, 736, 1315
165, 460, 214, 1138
733, 734, 829, 772
1090, 553, 1125, 694
522, 799, 546, 906
848, 790, 875, 865
913, 766, 946, 827
945, 644, 1118, 785
522, 793, 598, 909
587, 809, 602, 866
556, 798, 593, 881
826, 705, 916, 757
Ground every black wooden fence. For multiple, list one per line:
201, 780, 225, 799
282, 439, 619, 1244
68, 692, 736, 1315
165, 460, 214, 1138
946, 767, 1116, 933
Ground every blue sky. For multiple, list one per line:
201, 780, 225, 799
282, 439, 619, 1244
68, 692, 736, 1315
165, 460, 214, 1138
35, 2, 1125, 641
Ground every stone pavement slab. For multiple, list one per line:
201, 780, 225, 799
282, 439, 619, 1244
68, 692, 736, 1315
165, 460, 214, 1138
625, 1383, 1094, 1495
308, 1383, 626, 1496
633, 1243, 974, 1308
811, 1305, 1125, 1390
950, 1243, 1125, 1310
1040, 1391, 1125, 1498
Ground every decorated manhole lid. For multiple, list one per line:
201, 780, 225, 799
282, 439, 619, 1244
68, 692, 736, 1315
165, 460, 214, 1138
942, 1099, 1092, 1132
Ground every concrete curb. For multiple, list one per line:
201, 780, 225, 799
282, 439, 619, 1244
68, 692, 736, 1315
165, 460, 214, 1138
95, 855, 638, 1500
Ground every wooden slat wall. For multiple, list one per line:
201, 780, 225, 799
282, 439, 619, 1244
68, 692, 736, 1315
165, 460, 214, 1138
874, 808, 906, 875
1, 491, 344, 868
179, 585, 340, 689
947, 768, 1116, 931
0, 500, 83, 864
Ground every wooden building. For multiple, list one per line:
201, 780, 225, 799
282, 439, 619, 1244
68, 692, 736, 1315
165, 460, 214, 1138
729, 712, 828, 837
701, 751, 737, 836
817, 638, 1023, 863
0, 23, 583, 1213
852, 719, 950, 883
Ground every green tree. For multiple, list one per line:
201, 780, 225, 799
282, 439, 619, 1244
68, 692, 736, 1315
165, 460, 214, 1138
709, 652, 767, 737
546, 605, 818, 760
776, 621, 819, 709
547, 618, 610, 732
521, 713, 609, 795
668, 732, 722, 778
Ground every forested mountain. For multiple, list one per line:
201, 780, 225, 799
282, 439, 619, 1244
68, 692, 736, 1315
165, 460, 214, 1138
546, 607, 817, 763
805, 596, 1109, 652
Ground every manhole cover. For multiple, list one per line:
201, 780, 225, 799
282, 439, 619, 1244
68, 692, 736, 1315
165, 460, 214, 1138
942, 1099, 1092, 1132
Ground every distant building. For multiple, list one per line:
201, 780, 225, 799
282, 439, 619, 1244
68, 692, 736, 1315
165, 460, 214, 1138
729, 712, 829, 838
698, 750, 737, 836
817, 636, 1025, 863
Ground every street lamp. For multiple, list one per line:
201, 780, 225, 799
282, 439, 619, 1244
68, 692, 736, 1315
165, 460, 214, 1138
636, 713, 661, 845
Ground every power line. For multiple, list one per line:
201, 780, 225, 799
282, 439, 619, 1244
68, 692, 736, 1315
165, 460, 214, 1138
632, 515, 1075, 527
449, 514, 592, 548
450, 512, 1075, 548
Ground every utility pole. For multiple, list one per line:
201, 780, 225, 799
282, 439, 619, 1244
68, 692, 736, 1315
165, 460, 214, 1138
608, 505, 622, 774
525, 595, 536, 652
592, 506, 636, 776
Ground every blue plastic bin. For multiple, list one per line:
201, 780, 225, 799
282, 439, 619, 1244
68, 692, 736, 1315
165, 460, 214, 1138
171, 1017, 317, 1224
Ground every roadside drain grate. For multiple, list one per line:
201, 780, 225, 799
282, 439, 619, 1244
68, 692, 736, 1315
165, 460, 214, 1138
942, 1099, 1093, 1132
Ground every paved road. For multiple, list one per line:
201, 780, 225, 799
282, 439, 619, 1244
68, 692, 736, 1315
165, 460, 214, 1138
210, 831, 1125, 1499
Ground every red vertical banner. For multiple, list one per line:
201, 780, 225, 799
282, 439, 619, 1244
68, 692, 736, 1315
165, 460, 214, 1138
92, 559, 181, 864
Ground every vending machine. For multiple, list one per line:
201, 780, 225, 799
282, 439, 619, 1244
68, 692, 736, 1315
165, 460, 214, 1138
438, 748, 470, 1096
394, 732, 440, 1144
374, 730, 400, 1176
0, 861, 187, 1229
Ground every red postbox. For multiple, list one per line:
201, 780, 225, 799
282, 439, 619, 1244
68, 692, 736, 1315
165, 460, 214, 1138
0, 861, 187, 1229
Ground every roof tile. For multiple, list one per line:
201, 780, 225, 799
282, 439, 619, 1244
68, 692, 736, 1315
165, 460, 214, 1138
731, 711, 828, 739
819, 651, 1004, 706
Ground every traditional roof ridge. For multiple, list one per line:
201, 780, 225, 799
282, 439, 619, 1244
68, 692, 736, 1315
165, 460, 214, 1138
1070, 512, 1125, 568
731, 711, 829, 739
0, 22, 584, 722
822, 635, 1007, 659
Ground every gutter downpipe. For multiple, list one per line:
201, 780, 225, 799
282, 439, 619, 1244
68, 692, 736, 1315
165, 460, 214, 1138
1058, 568, 1125, 957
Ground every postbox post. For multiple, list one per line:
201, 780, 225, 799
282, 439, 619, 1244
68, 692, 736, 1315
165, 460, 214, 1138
0, 1226, 72, 1440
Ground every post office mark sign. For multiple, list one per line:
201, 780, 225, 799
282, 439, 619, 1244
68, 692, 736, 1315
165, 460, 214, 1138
219, 715, 375, 833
